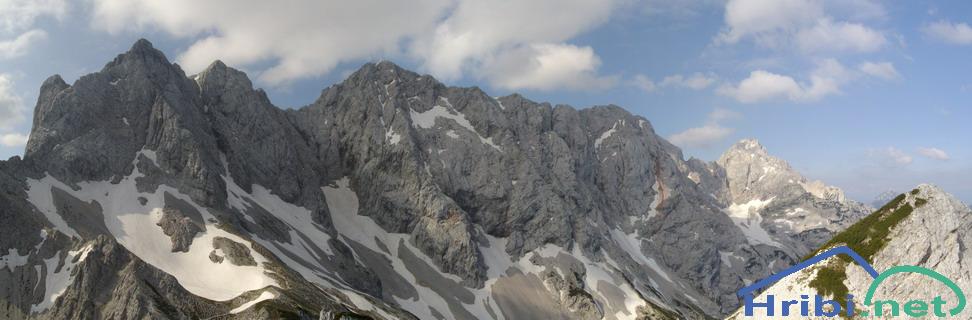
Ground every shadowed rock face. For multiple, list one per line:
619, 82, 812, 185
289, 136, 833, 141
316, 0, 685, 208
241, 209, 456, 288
157, 210, 201, 253
157, 192, 207, 252
211, 237, 256, 266
0, 39, 879, 319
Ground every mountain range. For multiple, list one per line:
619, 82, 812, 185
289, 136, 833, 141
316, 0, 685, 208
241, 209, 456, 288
0, 39, 953, 320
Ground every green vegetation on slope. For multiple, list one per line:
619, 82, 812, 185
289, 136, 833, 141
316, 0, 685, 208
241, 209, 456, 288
804, 190, 926, 308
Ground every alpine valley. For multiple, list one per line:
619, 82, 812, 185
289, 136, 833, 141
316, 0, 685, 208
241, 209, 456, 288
2, 39, 961, 320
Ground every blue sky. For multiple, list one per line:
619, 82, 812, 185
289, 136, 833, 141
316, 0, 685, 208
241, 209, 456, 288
0, 0, 969, 202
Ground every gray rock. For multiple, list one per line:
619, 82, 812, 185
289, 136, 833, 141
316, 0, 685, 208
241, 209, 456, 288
156, 196, 205, 253
211, 236, 256, 266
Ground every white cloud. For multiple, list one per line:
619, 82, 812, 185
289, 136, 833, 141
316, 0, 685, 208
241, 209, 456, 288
660, 73, 716, 90
482, 43, 617, 91
719, 0, 823, 45
632, 72, 715, 93
0, 29, 47, 59
668, 108, 740, 148
91, 0, 620, 89
632, 74, 656, 92
0, 73, 28, 147
669, 125, 733, 149
0, 133, 28, 147
795, 19, 886, 53
720, 59, 899, 103
0, 0, 66, 59
0, 0, 68, 33
857, 61, 899, 80
92, 0, 451, 85
923, 20, 972, 45
717, 69, 837, 103
917, 147, 950, 161
824, 0, 887, 21
869, 147, 913, 166
0, 74, 26, 130
414, 0, 617, 80
718, 0, 886, 53
708, 107, 742, 122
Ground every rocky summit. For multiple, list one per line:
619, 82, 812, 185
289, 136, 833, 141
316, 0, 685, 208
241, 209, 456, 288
0, 39, 874, 320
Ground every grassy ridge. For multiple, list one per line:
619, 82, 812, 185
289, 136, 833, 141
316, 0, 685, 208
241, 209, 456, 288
804, 190, 926, 307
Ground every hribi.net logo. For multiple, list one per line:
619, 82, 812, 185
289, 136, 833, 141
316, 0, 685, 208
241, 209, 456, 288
737, 246, 966, 318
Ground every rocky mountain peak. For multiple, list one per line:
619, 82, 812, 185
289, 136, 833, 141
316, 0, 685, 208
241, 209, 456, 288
730, 138, 767, 153
871, 188, 899, 207
346, 60, 426, 87
716, 138, 856, 204
194, 59, 256, 101
103, 38, 186, 82
718, 139, 800, 201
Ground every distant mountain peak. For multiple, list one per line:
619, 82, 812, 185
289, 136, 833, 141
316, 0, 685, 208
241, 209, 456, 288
871, 188, 899, 207
731, 138, 766, 152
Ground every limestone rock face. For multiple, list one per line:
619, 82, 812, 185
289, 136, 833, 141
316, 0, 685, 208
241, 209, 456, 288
716, 139, 871, 257
0, 39, 886, 320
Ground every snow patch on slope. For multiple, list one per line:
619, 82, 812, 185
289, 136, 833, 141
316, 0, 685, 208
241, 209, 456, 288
230, 291, 277, 314
25, 180, 80, 239
410, 97, 501, 151
725, 198, 782, 247
0, 248, 30, 270
31, 244, 94, 313
595, 120, 621, 149
609, 228, 674, 283
25, 150, 278, 302
322, 178, 501, 320
385, 127, 402, 145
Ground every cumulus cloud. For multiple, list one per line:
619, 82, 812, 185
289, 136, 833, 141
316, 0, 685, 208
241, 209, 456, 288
668, 108, 740, 148
707, 107, 742, 122
869, 147, 913, 166
0, 0, 66, 59
719, 0, 823, 45
90, 0, 620, 90
795, 19, 886, 53
632, 74, 656, 92
0, 73, 28, 147
0, 74, 26, 129
413, 0, 617, 81
923, 20, 972, 45
857, 61, 900, 80
92, 0, 451, 85
717, 65, 843, 103
718, 0, 886, 53
481, 43, 617, 91
0, 133, 28, 147
720, 59, 897, 103
632, 72, 715, 93
660, 73, 717, 90
0, 29, 47, 59
917, 147, 950, 161
825, 0, 887, 21
0, 0, 67, 33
